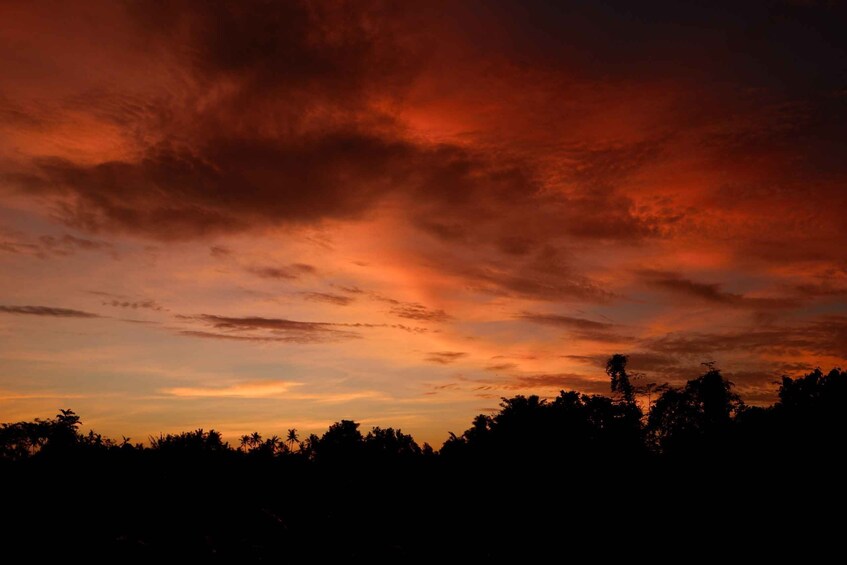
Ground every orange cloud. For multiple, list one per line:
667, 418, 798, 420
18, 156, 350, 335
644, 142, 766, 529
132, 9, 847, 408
162, 381, 303, 398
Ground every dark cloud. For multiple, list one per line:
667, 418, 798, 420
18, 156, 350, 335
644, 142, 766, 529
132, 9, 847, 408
507, 373, 610, 394
209, 245, 232, 258
518, 311, 632, 342
125, 0, 421, 103
414, 219, 468, 243
0, 94, 47, 128
390, 324, 431, 334
639, 270, 800, 309
496, 236, 535, 257
570, 329, 636, 344
0, 240, 40, 255
0, 3, 700, 327
485, 363, 518, 372
302, 292, 353, 306
453, 1, 847, 90
180, 313, 362, 344
182, 314, 428, 340
389, 303, 451, 323
491, 354, 538, 361
463, 371, 609, 395
0, 305, 101, 318
102, 299, 163, 311
248, 263, 317, 280
89, 291, 164, 312
454, 260, 615, 303
10, 135, 403, 238
119, 318, 160, 325
518, 312, 614, 331
640, 316, 847, 358
195, 314, 339, 333
9, 130, 656, 253
335, 285, 365, 294
363, 292, 451, 323
39, 234, 113, 254
791, 282, 847, 298
4, 0, 439, 240
0, 231, 113, 259
425, 351, 467, 365
247, 267, 297, 280
1, 0, 676, 253
179, 330, 317, 343
1, 1, 844, 258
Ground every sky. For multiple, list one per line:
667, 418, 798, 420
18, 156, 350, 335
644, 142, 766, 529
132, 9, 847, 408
1, 0, 846, 446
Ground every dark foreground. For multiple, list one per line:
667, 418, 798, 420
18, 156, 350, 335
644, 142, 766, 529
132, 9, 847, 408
2, 360, 845, 560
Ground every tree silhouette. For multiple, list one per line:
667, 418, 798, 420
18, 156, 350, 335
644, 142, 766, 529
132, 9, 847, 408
647, 364, 741, 454
636, 381, 669, 414
772, 367, 847, 457
3, 357, 847, 559
150, 428, 228, 453
286, 428, 299, 453
364, 426, 421, 459
606, 354, 635, 404
312, 420, 363, 462
240, 434, 252, 452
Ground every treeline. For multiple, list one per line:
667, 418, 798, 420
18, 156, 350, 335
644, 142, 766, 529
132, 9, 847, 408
0, 410, 430, 462
3, 356, 845, 463
1, 356, 845, 560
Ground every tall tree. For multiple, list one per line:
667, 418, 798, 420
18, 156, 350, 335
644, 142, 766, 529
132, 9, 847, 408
606, 354, 635, 403
286, 428, 299, 453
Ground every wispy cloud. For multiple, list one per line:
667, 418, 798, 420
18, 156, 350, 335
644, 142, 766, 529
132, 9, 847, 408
103, 299, 163, 311
641, 316, 847, 357
161, 381, 388, 404
425, 351, 467, 364
518, 311, 631, 342
177, 330, 304, 343
162, 380, 303, 398
518, 312, 613, 331
389, 303, 450, 322
177, 313, 364, 344
209, 245, 232, 258
485, 363, 518, 372
638, 270, 800, 309
0, 232, 114, 259
247, 264, 317, 280
0, 305, 101, 318
302, 292, 354, 306
507, 373, 609, 394
195, 314, 348, 333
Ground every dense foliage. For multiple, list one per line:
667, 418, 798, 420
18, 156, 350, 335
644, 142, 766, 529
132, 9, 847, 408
2, 357, 845, 559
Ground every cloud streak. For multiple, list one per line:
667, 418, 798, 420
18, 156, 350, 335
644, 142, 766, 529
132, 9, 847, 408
425, 351, 467, 365
178, 314, 362, 344
518, 312, 614, 331
639, 270, 800, 309
248, 264, 316, 280
302, 292, 353, 306
162, 381, 302, 398
0, 305, 101, 318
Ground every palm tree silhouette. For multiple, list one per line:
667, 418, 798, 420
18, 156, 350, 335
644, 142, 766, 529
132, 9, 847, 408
286, 428, 299, 454
266, 434, 281, 455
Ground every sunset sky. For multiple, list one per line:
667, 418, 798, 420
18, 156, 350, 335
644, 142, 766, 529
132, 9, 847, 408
1, 0, 846, 445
